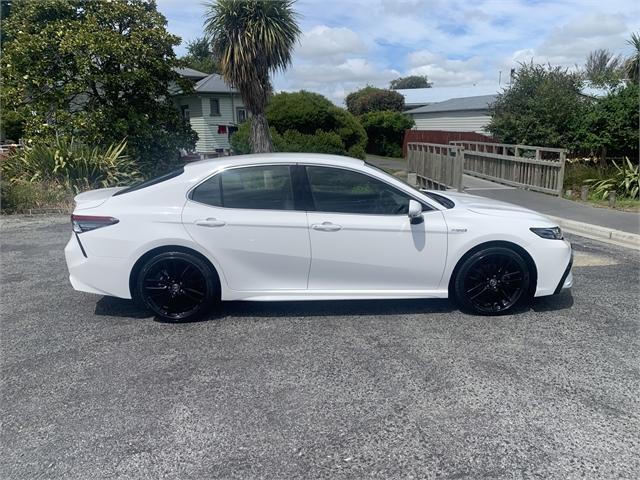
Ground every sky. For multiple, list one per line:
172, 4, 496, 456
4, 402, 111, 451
156, 0, 640, 105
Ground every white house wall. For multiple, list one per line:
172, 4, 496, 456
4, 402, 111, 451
177, 94, 245, 153
409, 110, 491, 133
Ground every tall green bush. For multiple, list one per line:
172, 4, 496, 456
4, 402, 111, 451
232, 91, 367, 159
360, 111, 414, 157
488, 63, 588, 149
345, 86, 405, 116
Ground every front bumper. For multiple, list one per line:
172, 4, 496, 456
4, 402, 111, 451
554, 251, 574, 294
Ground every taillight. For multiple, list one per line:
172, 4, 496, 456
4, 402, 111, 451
71, 214, 119, 233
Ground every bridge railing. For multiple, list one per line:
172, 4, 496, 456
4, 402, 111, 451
405, 141, 567, 196
451, 141, 567, 196
406, 142, 464, 192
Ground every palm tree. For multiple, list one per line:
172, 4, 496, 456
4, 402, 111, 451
625, 32, 640, 84
583, 49, 623, 87
204, 0, 300, 153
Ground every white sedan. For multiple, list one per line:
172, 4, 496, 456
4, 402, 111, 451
65, 153, 573, 321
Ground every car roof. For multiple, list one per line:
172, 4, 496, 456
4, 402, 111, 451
184, 153, 365, 176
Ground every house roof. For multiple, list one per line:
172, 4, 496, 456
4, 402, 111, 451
396, 85, 500, 108
405, 94, 498, 114
174, 67, 209, 80
194, 74, 238, 93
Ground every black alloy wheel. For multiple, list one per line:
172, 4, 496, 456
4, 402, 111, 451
454, 247, 530, 315
137, 251, 217, 321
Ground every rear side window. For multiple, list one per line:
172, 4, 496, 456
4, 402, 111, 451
113, 167, 184, 196
191, 165, 295, 210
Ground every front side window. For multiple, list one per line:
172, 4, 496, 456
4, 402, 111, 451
209, 98, 220, 116
191, 165, 295, 211
305, 166, 411, 215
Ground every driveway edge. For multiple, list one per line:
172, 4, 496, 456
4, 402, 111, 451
546, 215, 640, 251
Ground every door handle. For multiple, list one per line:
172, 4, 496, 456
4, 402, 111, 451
195, 218, 226, 228
312, 222, 342, 232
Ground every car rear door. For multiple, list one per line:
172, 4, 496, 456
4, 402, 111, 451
182, 164, 310, 291
303, 165, 448, 292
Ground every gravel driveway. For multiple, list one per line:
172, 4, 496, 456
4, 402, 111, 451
1, 215, 639, 479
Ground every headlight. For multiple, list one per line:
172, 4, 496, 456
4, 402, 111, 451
530, 226, 563, 240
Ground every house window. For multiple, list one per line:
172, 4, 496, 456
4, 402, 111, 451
236, 107, 247, 123
180, 105, 190, 120
209, 98, 220, 116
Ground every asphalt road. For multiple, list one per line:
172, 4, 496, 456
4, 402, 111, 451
1, 215, 639, 480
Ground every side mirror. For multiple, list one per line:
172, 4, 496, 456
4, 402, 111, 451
408, 199, 424, 225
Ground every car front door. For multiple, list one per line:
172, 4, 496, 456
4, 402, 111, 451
182, 164, 310, 291
303, 165, 448, 292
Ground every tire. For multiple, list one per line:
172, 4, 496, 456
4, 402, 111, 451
453, 246, 531, 315
136, 251, 218, 322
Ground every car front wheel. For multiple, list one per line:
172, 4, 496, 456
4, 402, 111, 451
136, 251, 218, 322
454, 247, 531, 315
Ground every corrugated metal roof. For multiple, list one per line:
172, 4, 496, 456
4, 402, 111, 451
194, 74, 238, 93
405, 94, 497, 114
174, 67, 209, 79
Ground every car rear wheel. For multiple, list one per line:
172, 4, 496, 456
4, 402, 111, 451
136, 251, 218, 322
454, 247, 530, 315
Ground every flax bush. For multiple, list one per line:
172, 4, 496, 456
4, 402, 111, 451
1, 137, 141, 193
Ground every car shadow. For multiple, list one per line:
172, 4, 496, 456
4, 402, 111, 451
94, 291, 574, 322
530, 290, 575, 312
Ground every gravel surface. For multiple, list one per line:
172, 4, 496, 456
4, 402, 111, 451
1, 214, 639, 479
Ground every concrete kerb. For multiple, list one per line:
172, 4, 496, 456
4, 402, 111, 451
546, 215, 640, 251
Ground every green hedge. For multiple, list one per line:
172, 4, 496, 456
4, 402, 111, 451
359, 110, 414, 158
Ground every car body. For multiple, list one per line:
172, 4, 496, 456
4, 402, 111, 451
65, 153, 573, 320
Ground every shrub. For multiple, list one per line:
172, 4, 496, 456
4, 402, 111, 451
232, 91, 367, 159
230, 121, 252, 155
586, 157, 639, 199
488, 63, 588, 149
359, 111, 414, 157
273, 130, 346, 156
0, 180, 73, 213
1, 137, 141, 192
266, 91, 337, 134
345, 86, 405, 116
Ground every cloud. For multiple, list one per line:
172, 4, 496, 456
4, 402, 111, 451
407, 51, 487, 86
156, 0, 640, 103
296, 25, 366, 59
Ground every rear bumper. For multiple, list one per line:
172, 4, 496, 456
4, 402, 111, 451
64, 234, 132, 299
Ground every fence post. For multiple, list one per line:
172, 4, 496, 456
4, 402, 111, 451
557, 150, 566, 196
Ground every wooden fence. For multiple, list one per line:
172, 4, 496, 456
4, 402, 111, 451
406, 141, 567, 196
402, 130, 496, 157
406, 142, 464, 192
451, 141, 567, 196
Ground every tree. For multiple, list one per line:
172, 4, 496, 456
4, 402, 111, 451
583, 49, 623, 88
345, 86, 405, 115
359, 111, 414, 157
576, 83, 639, 159
180, 37, 218, 74
231, 91, 367, 159
389, 75, 432, 89
625, 32, 640, 84
487, 63, 588, 149
0, 0, 197, 173
204, 0, 300, 153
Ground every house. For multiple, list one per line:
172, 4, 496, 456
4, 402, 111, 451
173, 68, 248, 156
404, 94, 497, 133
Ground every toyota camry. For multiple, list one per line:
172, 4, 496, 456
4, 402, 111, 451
65, 153, 573, 321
